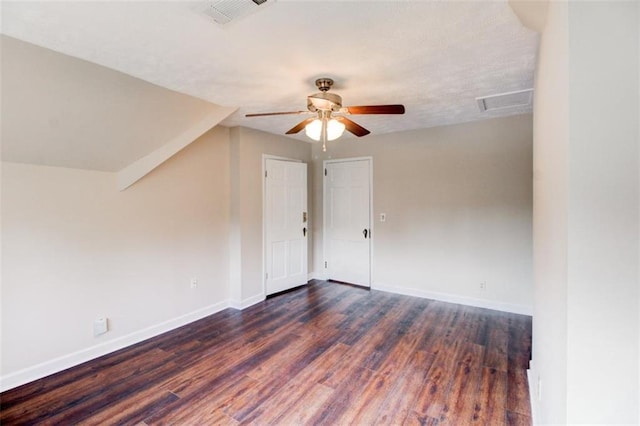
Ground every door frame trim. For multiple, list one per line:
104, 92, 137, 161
322, 156, 374, 287
262, 155, 305, 297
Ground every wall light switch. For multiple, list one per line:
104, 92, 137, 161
380, 213, 386, 222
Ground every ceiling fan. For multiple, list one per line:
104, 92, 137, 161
245, 78, 405, 151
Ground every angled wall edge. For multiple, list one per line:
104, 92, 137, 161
117, 107, 237, 190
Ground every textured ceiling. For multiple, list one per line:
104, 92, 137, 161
1, 1, 538, 140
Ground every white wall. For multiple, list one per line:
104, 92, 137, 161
1, 127, 231, 389
532, 1, 640, 424
531, 1, 570, 422
312, 114, 534, 314
565, 2, 639, 423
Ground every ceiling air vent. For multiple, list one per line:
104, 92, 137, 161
202, 0, 274, 25
476, 89, 533, 112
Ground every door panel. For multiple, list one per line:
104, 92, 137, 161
265, 159, 308, 295
324, 159, 371, 287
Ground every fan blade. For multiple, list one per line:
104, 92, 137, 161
343, 104, 405, 115
286, 118, 316, 135
337, 117, 370, 137
246, 111, 308, 117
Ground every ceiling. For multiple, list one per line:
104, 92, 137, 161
1, 0, 538, 140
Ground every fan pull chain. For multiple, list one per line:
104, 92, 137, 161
321, 115, 328, 152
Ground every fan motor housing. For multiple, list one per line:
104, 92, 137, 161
307, 92, 342, 112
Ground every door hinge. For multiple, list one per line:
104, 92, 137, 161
324, 261, 327, 268
265, 170, 267, 178
324, 168, 327, 176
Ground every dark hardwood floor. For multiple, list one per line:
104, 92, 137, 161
0, 280, 532, 425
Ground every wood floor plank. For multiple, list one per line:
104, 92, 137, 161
144, 333, 301, 422
470, 313, 490, 346
307, 366, 376, 425
0, 281, 532, 426
319, 295, 417, 391
0, 363, 96, 410
508, 314, 532, 370
161, 331, 299, 398
414, 337, 465, 418
457, 341, 486, 369
224, 324, 346, 422
336, 368, 400, 425
507, 410, 533, 426
337, 291, 399, 346
484, 326, 509, 371
404, 411, 441, 426
76, 388, 179, 426
435, 362, 483, 425
147, 374, 258, 424
451, 305, 484, 342
469, 367, 508, 425
152, 375, 256, 425
242, 342, 351, 424
375, 301, 435, 378
507, 367, 532, 417
270, 383, 334, 425
1, 348, 175, 424
363, 298, 429, 372
374, 350, 436, 425
223, 350, 321, 420
242, 333, 312, 382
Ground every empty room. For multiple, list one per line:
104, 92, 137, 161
1, 1, 638, 425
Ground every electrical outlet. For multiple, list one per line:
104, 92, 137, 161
93, 318, 108, 336
480, 281, 487, 290
190, 278, 198, 289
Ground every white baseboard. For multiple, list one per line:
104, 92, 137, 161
307, 272, 325, 281
229, 293, 265, 310
0, 301, 229, 392
527, 364, 539, 425
0, 284, 531, 393
371, 282, 532, 315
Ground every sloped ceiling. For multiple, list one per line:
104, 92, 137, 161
1, 0, 539, 142
1, 35, 233, 172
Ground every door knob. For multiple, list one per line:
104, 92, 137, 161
363, 229, 368, 239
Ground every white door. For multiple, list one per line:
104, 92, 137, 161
265, 159, 308, 295
324, 159, 372, 287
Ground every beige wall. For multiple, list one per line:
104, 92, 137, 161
1, 36, 226, 172
531, 1, 570, 423
1, 127, 231, 385
312, 114, 534, 314
565, 2, 639, 422
532, 1, 640, 424
0, 123, 313, 390
229, 127, 312, 305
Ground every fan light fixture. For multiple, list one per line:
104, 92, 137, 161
305, 118, 345, 142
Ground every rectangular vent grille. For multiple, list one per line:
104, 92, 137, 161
476, 89, 534, 112
203, 0, 273, 25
